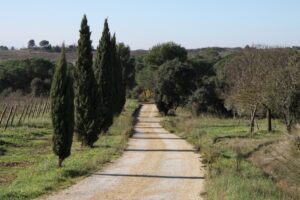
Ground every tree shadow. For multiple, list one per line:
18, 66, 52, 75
135, 126, 162, 128
125, 148, 195, 152
95, 173, 204, 180
132, 137, 184, 140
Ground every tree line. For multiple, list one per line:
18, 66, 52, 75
219, 48, 300, 133
133, 42, 300, 134
0, 58, 54, 96
50, 15, 127, 167
27, 39, 77, 52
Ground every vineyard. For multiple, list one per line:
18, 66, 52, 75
0, 96, 50, 130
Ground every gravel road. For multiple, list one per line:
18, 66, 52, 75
45, 104, 205, 200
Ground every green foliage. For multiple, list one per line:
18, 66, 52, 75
136, 65, 157, 91
154, 59, 195, 114
30, 77, 51, 96
223, 48, 300, 131
27, 39, 36, 49
74, 15, 102, 147
0, 100, 138, 200
94, 18, 113, 133
163, 109, 290, 200
110, 34, 124, 115
0, 46, 9, 50
0, 58, 54, 95
144, 42, 187, 66
50, 45, 74, 166
118, 43, 136, 90
39, 40, 51, 49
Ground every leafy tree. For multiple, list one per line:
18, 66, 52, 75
136, 65, 156, 91
31, 77, 44, 96
154, 59, 195, 115
0, 58, 54, 94
144, 42, 187, 66
118, 43, 136, 90
28, 39, 36, 49
265, 49, 300, 132
74, 15, 102, 147
188, 77, 226, 116
0, 46, 9, 51
50, 44, 74, 167
223, 48, 300, 133
94, 18, 113, 133
39, 40, 51, 50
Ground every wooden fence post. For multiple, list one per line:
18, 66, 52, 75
0, 106, 8, 125
28, 104, 34, 120
5, 106, 14, 130
42, 101, 48, 116
18, 105, 28, 125
10, 105, 18, 126
37, 101, 43, 117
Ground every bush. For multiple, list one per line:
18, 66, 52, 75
0, 58, 54, 95
154, 59, 195, 114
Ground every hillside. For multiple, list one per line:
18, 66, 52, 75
0, 48, 240, 63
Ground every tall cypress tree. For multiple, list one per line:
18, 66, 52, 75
75, 15, 102, 147
94, 19, 113, 132
50, 44, 74, 167
110, 33, 122, 115
117, 43, 130, 112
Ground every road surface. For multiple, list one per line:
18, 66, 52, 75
46, 104, 205, 200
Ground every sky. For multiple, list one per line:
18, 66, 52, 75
0, 0, 300, 50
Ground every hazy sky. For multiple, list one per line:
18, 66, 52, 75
1, 0, 300, 50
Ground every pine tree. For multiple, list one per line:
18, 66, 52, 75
94, 19, 113, 132
75, 15, 102, 147
50, 44, 74, 167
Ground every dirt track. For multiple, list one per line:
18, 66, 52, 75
46, 104, 205, 200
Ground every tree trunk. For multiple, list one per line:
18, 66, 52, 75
266, 108, 272, 132
284, 112, 292, 134
250, 104, 258, 134
58, 157, 63, 168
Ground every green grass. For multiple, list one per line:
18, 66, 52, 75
0, 99, 138, 200
162, 108, 294, 200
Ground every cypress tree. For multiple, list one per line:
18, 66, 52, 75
117, 43, 129, 112
110, 34, 122, 115
50, 44, 74, 167
94, 19, 113, 132
75, 15, 102, 147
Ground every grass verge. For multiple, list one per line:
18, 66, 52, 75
0, 99, 138, 200
162, 108, 296, 200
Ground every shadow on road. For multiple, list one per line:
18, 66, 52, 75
95, 173, 204, 180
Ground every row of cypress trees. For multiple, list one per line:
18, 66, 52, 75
50, 15, 126, 167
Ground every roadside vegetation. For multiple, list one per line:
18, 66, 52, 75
162, 108, 299, 200
0, 99, 137, 200
0, 14, 138, 199
132, 42, 300, 199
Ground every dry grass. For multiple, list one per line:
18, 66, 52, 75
250, 134, 300, 198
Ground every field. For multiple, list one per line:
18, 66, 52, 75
0, 50, 77, 63
0, 98, 138, 200
162, 108, 300, 200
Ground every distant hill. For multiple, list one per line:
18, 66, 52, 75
0, 50, 77, 63
0, 47, 242, 63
